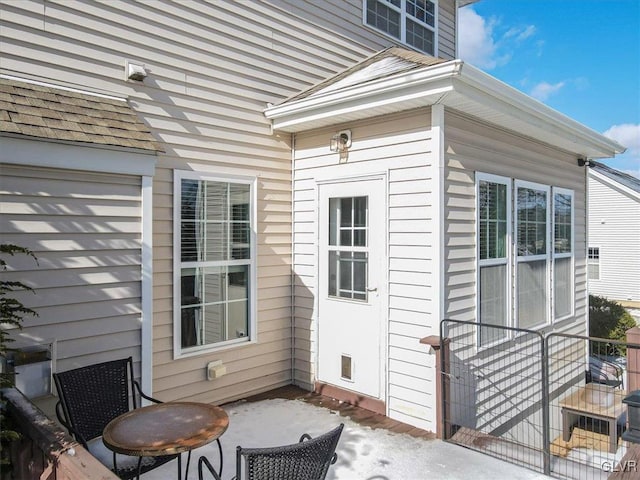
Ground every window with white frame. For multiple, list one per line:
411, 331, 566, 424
588, 247, 600, 280
364, 0, 437, 55
516, 181, 550, 329
477, 174, 511, 346
174, 171, 255, 355
476, 174, 575, 346
553, 190, 574, 320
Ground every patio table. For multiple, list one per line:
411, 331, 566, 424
560, 386, 626, 453
103, 401, 228, 480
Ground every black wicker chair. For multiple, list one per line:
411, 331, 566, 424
53, 357, 179, 480
198, 423, 344, 480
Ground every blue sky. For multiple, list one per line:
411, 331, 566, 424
458, 0, 640, 178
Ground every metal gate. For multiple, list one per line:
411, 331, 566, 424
440, 319, 639, 480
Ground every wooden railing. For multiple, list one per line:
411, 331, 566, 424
1, 387, 119, 480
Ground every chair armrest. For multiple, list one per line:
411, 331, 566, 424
198, 456, 223, 480
55, 401, 89, 449
133, 379, 163, 404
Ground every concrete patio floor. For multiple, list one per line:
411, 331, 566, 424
142, 389, 554, 480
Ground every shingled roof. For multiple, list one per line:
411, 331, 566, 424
0, 78, 163, 152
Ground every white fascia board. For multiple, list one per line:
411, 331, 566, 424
458, 64, 625, 158
0, 135, 156, 176
265, 58, 624, 159
265, 61, 463, 130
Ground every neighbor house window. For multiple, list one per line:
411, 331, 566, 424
516, 181, 550, 329
364, 0, 437, 55
476, 173, 575, 346
174, 171, 255, 356
588, 247, 600, 280
553, 189, 574, 320
477, 174, 511, 346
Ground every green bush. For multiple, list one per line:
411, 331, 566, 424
589, 294, 637, 356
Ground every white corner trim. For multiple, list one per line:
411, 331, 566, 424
140, 176, 154, 399
432, 104, 445, 326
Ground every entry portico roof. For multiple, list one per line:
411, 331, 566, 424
264, 48, 625, 160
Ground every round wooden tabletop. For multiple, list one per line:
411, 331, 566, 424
102, 402, 229, 457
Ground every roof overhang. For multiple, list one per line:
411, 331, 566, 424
264, 60, 625, 159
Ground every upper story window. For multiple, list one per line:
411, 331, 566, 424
364, 0, 437, 55
174, 171, 256, 357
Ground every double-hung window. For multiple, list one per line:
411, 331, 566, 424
515, 181, 550, 329
553, 189, 574, 320
477, 174, 511, 346
364, 0, 437, 55
174, 171, 255, 356
476, 173, 575, 346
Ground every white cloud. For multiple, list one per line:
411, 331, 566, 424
603, 124, 640, 154
602, 124, 640, 178
504, 25, 536, 42
458, 7, 537, 70
530, 81, 566, 101
458, 7, 499, 69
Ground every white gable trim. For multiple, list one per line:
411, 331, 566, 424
589, 168, 640, 201
265, 60, 624, 159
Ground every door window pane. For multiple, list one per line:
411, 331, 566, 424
328, 196, 369, 302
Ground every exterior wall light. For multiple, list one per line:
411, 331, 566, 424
330, 130, 352, 153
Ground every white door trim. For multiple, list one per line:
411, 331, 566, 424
314, 174, 388, 405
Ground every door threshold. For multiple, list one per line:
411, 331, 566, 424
314, 382, 385, 415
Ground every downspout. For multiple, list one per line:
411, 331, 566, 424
290, 132, 296, 386
141, 175, 153, 398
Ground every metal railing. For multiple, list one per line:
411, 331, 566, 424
440, 319, 640, 480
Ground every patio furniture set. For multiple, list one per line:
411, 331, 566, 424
53, 357, 344, 480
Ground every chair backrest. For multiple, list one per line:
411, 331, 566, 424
53, 357, 136, 445
237, 423, 344, 480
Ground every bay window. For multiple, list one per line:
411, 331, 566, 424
364, 0, 437, 55
476, 173, 575, 346
174, 171, 255, 356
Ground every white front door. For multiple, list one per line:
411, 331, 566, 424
317, 178, 385, 399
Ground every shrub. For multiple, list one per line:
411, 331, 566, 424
0, 244, 38, 470
589, 294, 637, 356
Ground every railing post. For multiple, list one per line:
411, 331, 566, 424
420, 334, 450, 439
542, 334, 551, 476
627, 327, 640, 393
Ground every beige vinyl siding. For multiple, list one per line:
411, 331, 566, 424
588, 175, 640, 303
0, 164, 144, 375
266, 0, 459, 60
438, 0, 457, 59
0, 0, 391, 403
292, 109, 438, 430
443, 111, 587, 446
444, 111, 588, 330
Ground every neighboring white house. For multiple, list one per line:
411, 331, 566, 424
587, 161, 640, 308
